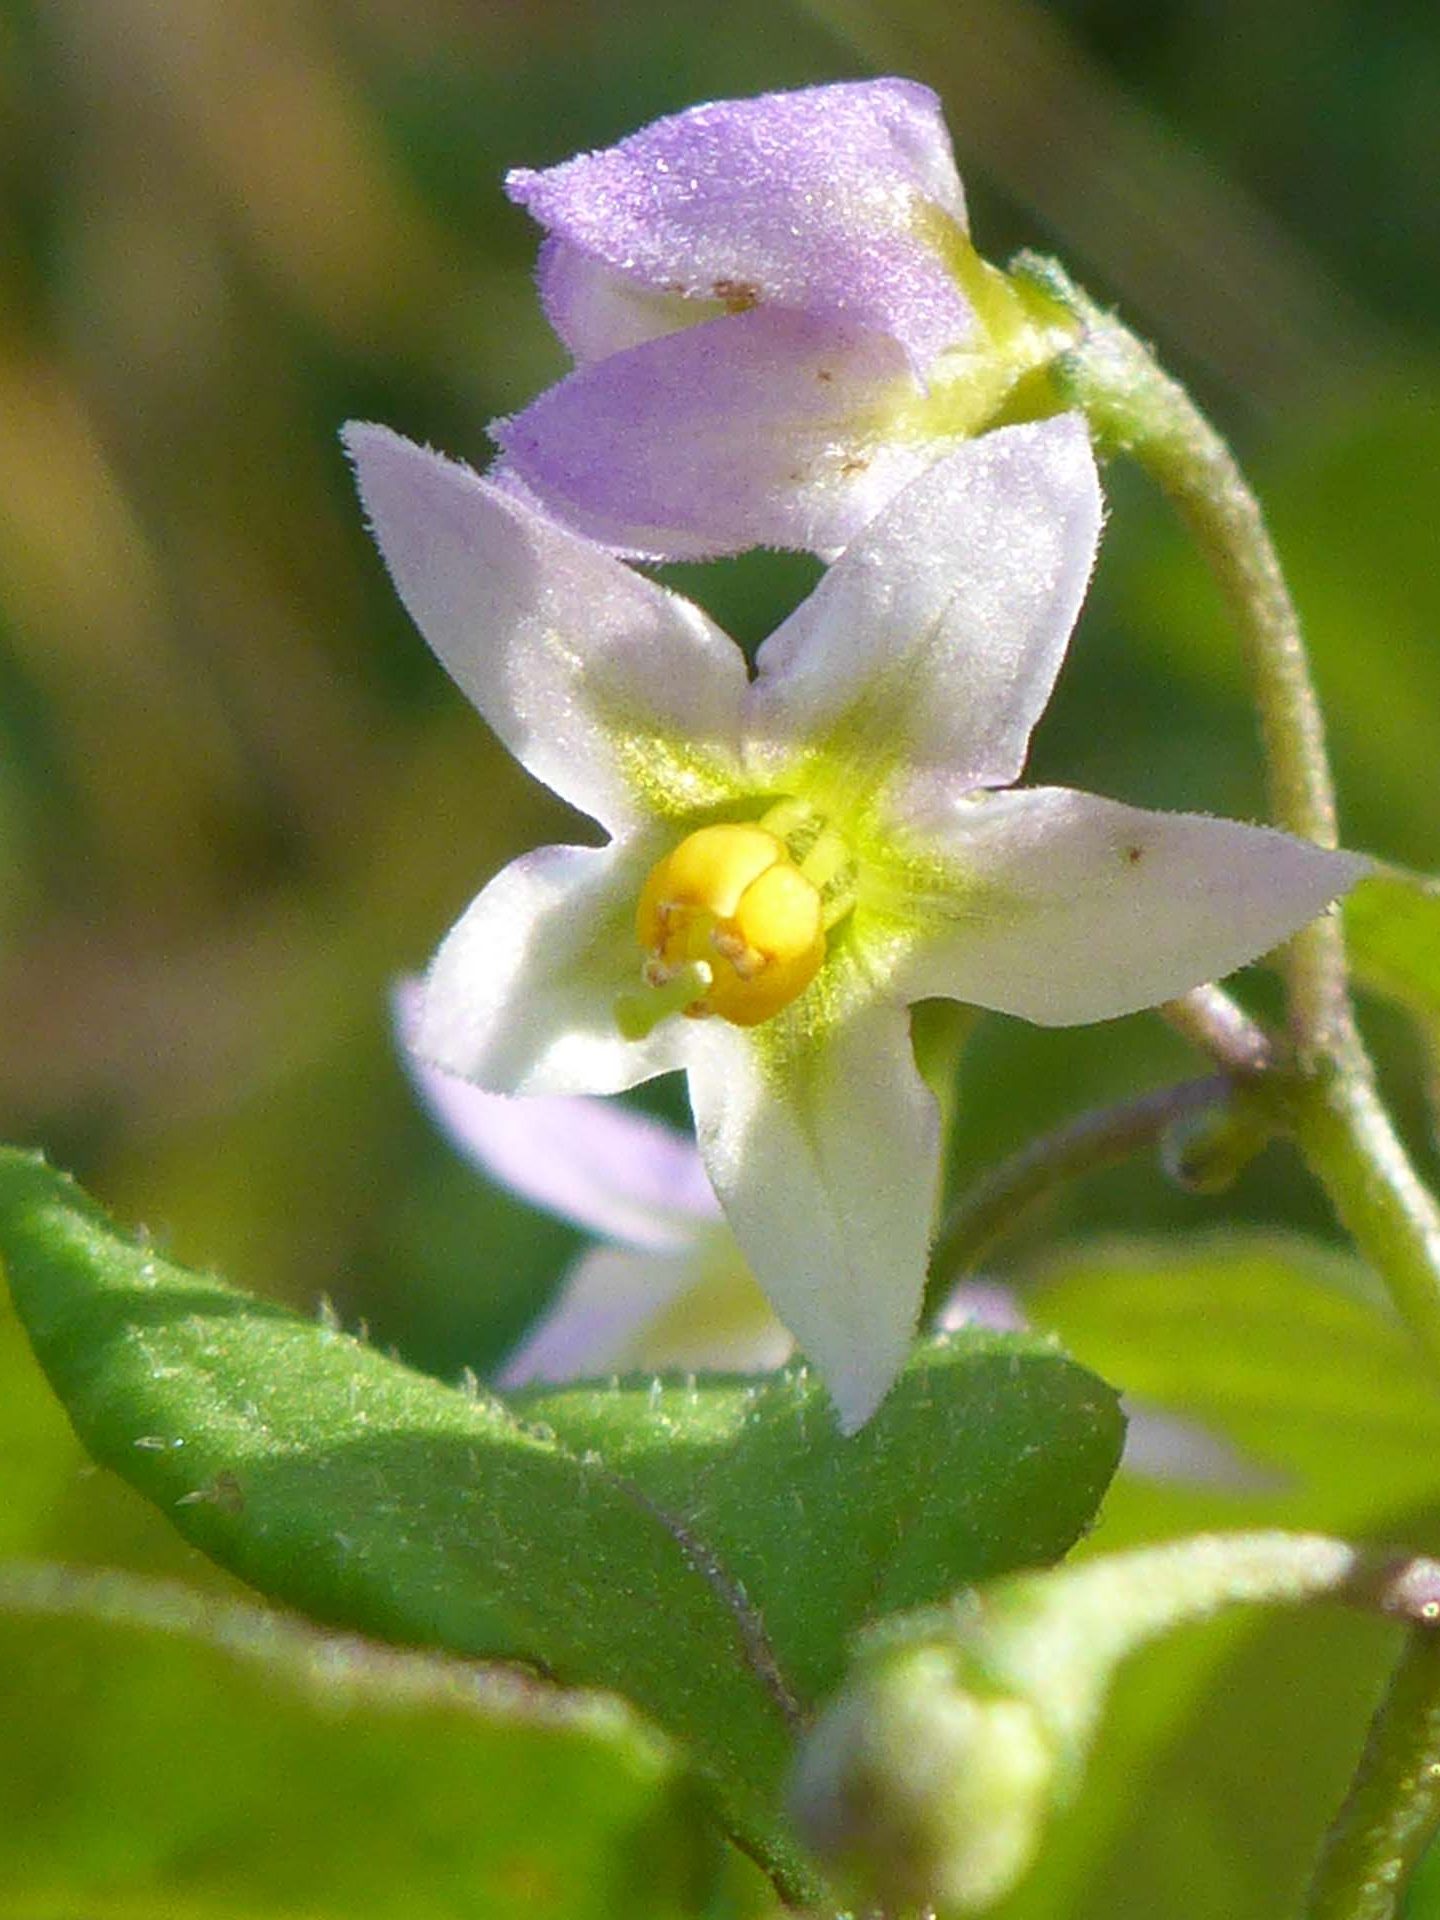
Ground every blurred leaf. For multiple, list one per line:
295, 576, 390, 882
1349, 865, 1440, 1135
1005, 1598, 1401, 1920
0, 1560, 713, 1920
1405, 1828, 1440, 1918
1030, 1232, 1440, 1536
519, 1334, 1125, 1702
993, 1233, 1440, 1920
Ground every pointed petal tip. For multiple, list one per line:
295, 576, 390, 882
827, 1337, 913, 1435
341, 420, 485, 540
504, 165, 540, 205
340, 417, 411, 477
1331, 846, 1374, 893
1263, 838, 1371, 927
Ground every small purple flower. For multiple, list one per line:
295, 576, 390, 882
495, 80, 1073, 559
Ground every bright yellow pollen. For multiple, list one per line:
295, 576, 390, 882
635, 823, 827, 1028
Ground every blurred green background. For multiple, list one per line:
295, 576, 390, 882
2, 0, 1436, 1376
0, 1, 1438, 1912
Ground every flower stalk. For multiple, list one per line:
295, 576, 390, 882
1025, 255, 1440, 1385
923, 1074, 1232, 1320
1305, 1626, 1440, 1920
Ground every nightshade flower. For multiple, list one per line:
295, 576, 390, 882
348, 412, 1363, 1429
495, 78, 1077, 559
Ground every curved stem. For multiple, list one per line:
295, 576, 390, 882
1290, 1073, 1440, 1384
1161, 983, 1276, 1077
923, 1075, 1229, 1321
1021, 255, 1440, 1382
1041, 261, 1341, 1049
1306, 1628, 1440, 1920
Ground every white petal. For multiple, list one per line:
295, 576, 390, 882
417, 839, 696, 1097
395, 981, 718, 1247
891, 785, 1368, 1024
745, 416, 1101, 792
686, 996, 941, 1431
344, 422, 749, 830
500, 1238, 793, 1386
499, 1246, 699, 1386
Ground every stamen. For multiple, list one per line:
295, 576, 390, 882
627, 813, 857, 1032
614, 960, 713, 1040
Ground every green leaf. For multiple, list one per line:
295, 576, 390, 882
0, 1278, 240, 1587
1348, 865, 1440, 1131
994, 1234, 1440, 1920
1029, 1231, 1440, 1536
0, 1148, 1123, 1872
0, 1560, 714, 1920
517, 1333, 1125, 1703
0, 1151, 795, 1840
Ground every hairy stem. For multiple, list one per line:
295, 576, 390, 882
1026, 256, 1340, 1044
1306, 1627, 1440, 1920
1161, 983, 1276, 1077
1023, 255, 1440, 1381
924, 1075, 1229, 1321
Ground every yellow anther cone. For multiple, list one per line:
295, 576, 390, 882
636, 823, 827, 1028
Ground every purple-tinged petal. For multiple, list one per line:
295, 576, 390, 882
508, 80, 972, 371
344, 422, 750, 829
536, 236, 724, 364
1120, 1399, 1286, 1491
935, 1282, 1028, 1334
745, 416, 1102, 792
494, 309, 932, 562
500, 1246, 699, 1384
889, 785, 1368, 1026
686, 989, 941, 1432
499, 1240, 792, 1386
418, 838, 700, 1097
394, 979, 719, 1248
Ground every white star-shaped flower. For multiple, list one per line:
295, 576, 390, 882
348, 414, 1363, 1429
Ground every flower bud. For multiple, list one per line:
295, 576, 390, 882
1161, 1095, 1273, 1195
789, 1644, 1058, 1913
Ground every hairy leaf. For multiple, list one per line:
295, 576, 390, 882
0, 1149, 1122, 1859
518, 1334, 1124, 1703
0, 1151, 794, 1831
